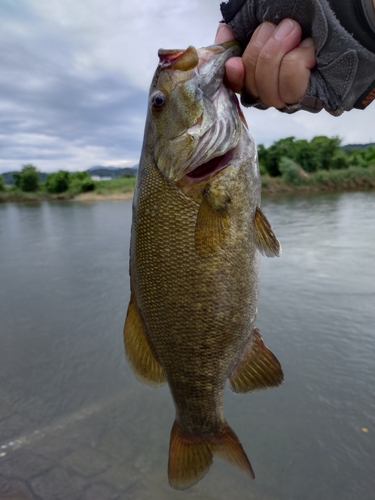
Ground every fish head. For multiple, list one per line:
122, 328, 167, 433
146, 42, 246, 187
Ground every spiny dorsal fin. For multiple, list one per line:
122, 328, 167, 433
123, 298, 166, 386
254, 206, 281, 257
195, 196, 230, 256
229, 328, 284, 393
168, 420, 254, 490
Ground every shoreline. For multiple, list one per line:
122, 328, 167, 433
1, 186, 374, 203
1, 168, 375, 203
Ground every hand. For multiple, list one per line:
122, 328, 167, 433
215, 19, 316, 108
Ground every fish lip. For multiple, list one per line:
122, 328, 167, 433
196, 42, 242, 87
182, 148, 235, 183
204, 41, 242, 59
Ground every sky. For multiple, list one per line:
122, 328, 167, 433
1, 0, 375, 174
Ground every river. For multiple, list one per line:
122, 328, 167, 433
0, 192, 374, 500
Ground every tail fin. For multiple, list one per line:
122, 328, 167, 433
168, 420, 254, 490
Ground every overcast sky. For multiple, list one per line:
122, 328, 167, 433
1, 0, 375, 174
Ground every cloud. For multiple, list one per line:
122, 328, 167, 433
0, 0, 151, 172
243, 105, 375, 147
1, 0, 375, 173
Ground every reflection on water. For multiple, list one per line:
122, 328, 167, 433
0, 193, 374, 499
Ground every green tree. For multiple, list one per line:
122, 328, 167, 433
0, 175, 5, 192
330, 151, 349, 170
347, 148, 368, 168
13, 164, 40, 192
309, 136, 342, 170
45, 170, 70, 193
69, 171, 95, 194
261, 137, 296, 177
363, 145, 375, 166
258, 136, 346, 176
289, 139, 316, 172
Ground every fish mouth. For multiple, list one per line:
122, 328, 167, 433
184, 148, 235, 183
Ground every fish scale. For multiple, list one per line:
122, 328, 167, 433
133, 161, 253, 431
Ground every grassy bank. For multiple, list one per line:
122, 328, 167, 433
1, 165, 375, 202
0, 176, 137, 203
262, 164, 375, 194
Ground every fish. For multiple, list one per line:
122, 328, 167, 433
123, 41, 284, 490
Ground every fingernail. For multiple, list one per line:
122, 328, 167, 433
253, 22, 275, 46
274, 19, 294, 41
299, 37, 314, 48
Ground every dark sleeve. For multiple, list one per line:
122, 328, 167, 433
220, 0, 375, 114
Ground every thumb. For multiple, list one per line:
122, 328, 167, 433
215, 23, 236, 44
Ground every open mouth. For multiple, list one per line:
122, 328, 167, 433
185, 148, 234, 182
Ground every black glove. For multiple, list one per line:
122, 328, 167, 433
220, 0, 375, 115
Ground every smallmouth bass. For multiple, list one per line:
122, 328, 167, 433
124, 42, 283, 490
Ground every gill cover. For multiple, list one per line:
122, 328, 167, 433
148, 43, 242, 183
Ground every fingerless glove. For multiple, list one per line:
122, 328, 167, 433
220, 0, 375, 114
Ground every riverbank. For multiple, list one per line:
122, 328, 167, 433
262, 164, 375, 194
1, 165, 375, 202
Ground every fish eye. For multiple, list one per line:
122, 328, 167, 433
151, 92, 166, 110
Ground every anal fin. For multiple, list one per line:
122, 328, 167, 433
254, 206, 281, 257
123, 297, 166, 386
229, 328, 284, 393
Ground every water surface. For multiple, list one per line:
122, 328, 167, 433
0, 193, 374, 499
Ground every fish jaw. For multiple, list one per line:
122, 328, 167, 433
148, 42, 243, 186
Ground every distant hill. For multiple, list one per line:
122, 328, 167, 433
87, 166, 138, 178
341, 142, 375, 151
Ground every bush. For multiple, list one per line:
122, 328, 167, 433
331, 151, 349, 170
45, 170, 70, 193
79, 178, 95, 192
13, 164, 39, 192
279, 157, 303, 185
307, 165, 375, 189
69, 171, 95, 195
0, 175, 5, 192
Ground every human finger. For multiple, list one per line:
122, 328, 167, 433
215, 23, 245, 92
214, 23, 236, 44
223, 57, 245, 93
243, 19, 303, 108
279, 37, 316, 104
241, 22, 276, 101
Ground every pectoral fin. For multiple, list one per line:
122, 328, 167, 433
229, 328, 284, 393
195, 195, 230, 256
254, 206, 281, 257
123, 297, 166, 386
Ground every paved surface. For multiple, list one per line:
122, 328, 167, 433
0, 393, 141, 500
0, 390, 276, 500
